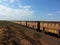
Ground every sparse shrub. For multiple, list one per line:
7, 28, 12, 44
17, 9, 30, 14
0, 35, 2, 40
19, 30, 24, 34
33, 33, 41, 40
23, 35, 29, 39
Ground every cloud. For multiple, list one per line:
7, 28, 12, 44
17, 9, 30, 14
48, 13, 53, 16
48, 10, 60, 16
19, 5, 32, 10
57, 11, 60, 13
22, 6, 32, 9
0, 0, 35, 20
1, 0, 17, 3
3, 0, 8, 1
0, 5, 34, 20
9, 0, 15, 3
9, 0, 20, 3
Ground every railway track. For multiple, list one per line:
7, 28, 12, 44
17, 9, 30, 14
39, 32, 60, 45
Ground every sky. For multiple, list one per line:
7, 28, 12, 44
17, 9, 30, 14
0, 0, 60, 21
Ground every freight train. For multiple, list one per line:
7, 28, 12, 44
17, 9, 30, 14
14, 21, 60, 38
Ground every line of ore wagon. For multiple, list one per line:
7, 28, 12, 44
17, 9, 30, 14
15, 21, 60, 38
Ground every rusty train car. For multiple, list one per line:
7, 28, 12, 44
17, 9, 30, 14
14, 21, 60, 37
40, 21, 60, 37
